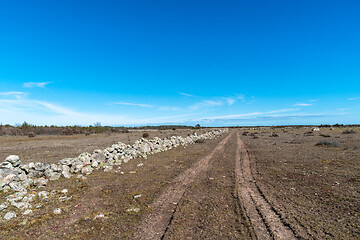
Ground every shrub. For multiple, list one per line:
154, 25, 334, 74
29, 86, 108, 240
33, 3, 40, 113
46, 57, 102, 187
342, 129, 357, 134
28, 132, 35, 138
269, 133, 279, 137
195, 139, 205, 143
242, 132, 248, 136
142, 132, 149, 138
319, 133, 331, 138
315, 140, 340, 148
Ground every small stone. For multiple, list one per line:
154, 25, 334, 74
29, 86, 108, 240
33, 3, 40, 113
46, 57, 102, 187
34, 177, 48, 187
53, 208, 61, 214
134, 194, 142, 199
35, 204, 42, 209
4, 211, 16, 220
58, 196, 72, 202
81, 166, 93, 175
126, 207, 140, 213
0, 202, 8, 211
5, 155, 21, 167
9, 181, 26, 192
22, 209, 32, 215
137, 163, 144, 167
76, 174, 87, 179
103, 165, 113, 172
61, 189, 68, 194
94, 213, 105, 219
129, 171, 136, 174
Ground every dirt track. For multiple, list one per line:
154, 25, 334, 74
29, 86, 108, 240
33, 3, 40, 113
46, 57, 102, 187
235, 133, 296, 239
134, 133, 233, 239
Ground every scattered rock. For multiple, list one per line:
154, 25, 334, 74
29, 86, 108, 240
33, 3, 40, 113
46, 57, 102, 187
4, 211, 16, 220
126, 207, 140, 213
53, 208, 62, 214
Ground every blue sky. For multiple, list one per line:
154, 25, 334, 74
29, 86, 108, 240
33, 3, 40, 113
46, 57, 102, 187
0, 0, 359, 126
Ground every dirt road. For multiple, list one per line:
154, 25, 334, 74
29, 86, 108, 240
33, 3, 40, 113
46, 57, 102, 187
134, 131, 298, 239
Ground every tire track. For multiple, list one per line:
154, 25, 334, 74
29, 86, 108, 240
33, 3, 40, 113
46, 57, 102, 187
133, 133, 233, 240
235, 132, 297, 240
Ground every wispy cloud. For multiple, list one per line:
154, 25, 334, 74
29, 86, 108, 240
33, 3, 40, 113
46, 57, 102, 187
348, 97, 360, 101
23, 82, 51, 88
0, 91, 28, 99
202, 108, 299, 120
308, 99, 318, 102
178, 92, 194, 97
190, 100, 224, 110
110, 102, 153, 108
190, 95, 241, 110
224, 97, 236, 106
0, 91, 27, 96
293, 103, 312, 107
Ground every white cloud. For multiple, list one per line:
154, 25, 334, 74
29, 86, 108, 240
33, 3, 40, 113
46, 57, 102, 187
293, 103, 312, 107
190, 100, 224, 110
202, 108, 299, 120
225, 97, 236, 106
308, 99, 318, 102
0, 92, 27, 98
348, 97, 360, 101
109, 102, 153, 108
23, 82, 51, 88
178, 92, 194, 97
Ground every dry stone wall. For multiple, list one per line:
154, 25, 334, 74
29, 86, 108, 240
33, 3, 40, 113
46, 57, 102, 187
0, 128, 228, 221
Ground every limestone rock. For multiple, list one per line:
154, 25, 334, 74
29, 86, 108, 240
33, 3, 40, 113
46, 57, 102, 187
4, 211, 16, 220
5, 155, 21, 167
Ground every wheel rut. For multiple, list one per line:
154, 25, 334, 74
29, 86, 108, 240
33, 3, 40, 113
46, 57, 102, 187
133, 133, 233, 240
235, 132, 297, 240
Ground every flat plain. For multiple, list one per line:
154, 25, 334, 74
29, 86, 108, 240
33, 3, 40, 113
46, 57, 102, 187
0, 127, 358, 239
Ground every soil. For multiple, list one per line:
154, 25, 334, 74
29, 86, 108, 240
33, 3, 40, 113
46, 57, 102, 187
242, 127, 360, 239
0, 127, 359, 239
0, 129, 205, 164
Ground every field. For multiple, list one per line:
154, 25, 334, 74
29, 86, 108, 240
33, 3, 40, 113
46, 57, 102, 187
0, 127, 359, 239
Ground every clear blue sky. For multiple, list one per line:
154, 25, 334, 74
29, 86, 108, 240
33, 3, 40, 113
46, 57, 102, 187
1, 0, 359, 126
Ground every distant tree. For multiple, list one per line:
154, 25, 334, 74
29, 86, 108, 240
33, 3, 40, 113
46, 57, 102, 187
195, 124, 201, 129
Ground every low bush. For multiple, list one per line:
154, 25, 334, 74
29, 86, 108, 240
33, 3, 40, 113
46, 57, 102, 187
342, 129, 357, 134
142, 132, 149, 138
315, 140, 340, 148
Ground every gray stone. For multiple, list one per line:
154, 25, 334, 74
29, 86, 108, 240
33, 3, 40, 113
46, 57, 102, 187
81, 166, 93, 175
28, 169, 43, 178
22, 194, 35, 203
9, 181, 26, 192
59, 158, 74, 166
50, 164, 62, 172
91, 160, 99, 168
103, 165, 113, 172
34, 162, 47, 171
34, 177, 48, 187
0, 202, 8, 211
49, 172, 61, 181
61, 166, 72, 178
22, 209, 32, 215
0, 162, 13, 170
12, 201, 31, 210
4, 211, 16, 220
53, 208, 61, 214
19, 164, 30, 173
5, 155, 21, 167
91, 151, 105, 163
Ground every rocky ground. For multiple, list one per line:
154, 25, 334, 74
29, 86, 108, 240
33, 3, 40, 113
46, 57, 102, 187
0, 127, 358, 239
